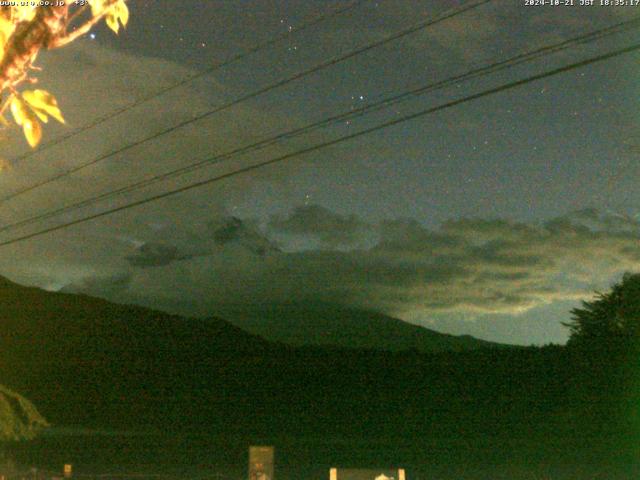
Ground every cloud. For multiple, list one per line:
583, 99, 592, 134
268, 205, 370, 247
52, 206, 637, 321
121, 216, 279, 270
209, 216, 279, 256
60, 272, 131, 297
125, 242, 193, 268
4, 200, 640, 323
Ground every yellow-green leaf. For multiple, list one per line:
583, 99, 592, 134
10, 97, 42, 147
22, 118, 42, 148
22, 89, 65, 124
105, 12, 119, 33
105, 0, 129, 34
10, 97, 30, 126
117, 1, 129, 28
31, 109, 48, 123
89, 0, 111, 17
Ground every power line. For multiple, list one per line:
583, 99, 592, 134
1, 40, 638, 248
9, 0, 369, 165
2, 16, 638, 235
0, 0, 493, 204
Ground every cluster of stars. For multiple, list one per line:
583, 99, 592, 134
343, 94, 367, 125
280, 19, 298, 52
280, 18, 293, 31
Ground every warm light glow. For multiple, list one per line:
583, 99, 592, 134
328, 468, 406, 480
249, 446, 274, 480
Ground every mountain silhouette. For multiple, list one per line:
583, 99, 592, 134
218, 302, 502, 352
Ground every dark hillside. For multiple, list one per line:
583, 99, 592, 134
0, 275, 635, 473
218, 302, 503, 352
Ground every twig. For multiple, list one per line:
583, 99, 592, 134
52, 0, 119, 47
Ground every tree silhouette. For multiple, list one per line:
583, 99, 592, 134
564, 273, 640, 350
0, 1, 129, 147
0, 384, 48, 442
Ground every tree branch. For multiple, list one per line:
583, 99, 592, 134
51, 0, 120, 48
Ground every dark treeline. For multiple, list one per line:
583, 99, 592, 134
1, 339, 638, 478
1, 337, 636, 440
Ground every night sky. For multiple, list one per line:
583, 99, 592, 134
0, 0, 639, 344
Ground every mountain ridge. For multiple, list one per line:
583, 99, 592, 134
217, 302, 504, 352
0, 274, 503, 352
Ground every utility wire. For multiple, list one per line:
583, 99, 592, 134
0, 0, 493, 204
1, 40, 638, 247
1, 16, 638, 234
9, 0, 369, 165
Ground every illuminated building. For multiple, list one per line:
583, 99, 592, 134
329, 468, 406, 480
248, 446, 274, 480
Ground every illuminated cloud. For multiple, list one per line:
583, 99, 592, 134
126, 242, 191, 268
60, 272, 132, 297
268, 205, 370, 247
47, 206, 639, 321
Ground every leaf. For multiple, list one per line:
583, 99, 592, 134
105, 0, 129, 34
31, 108, 48, 123
89, 0, 128, 34
105, 12, 119, 33
89, 0, 110, 17
10, 96, 30, 126
10, 96, 42, 147
117, 1, 129, 27
22, 118, 42, 148
22, 89, 65, 124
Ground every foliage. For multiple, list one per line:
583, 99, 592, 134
564, 272, 640, 349
0, 1, 129, 147
0, 384, 48, 442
